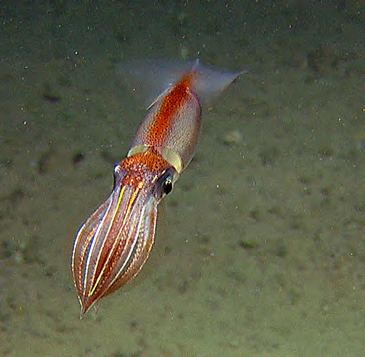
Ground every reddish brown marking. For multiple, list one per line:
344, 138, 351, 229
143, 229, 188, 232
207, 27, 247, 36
118, 150, 171, 188
147, 73, 194, 146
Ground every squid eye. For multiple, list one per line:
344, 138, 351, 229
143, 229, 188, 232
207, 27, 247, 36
163, 179, 173, 195
156, 168, 176, 198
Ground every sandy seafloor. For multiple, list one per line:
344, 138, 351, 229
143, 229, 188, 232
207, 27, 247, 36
1, 1, 364, 356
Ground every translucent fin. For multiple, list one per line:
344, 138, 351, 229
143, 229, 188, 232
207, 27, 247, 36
115, 58, 243, 109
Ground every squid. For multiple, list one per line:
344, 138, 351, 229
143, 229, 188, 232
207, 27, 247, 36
72, 59, 240, 315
